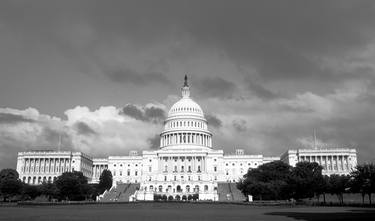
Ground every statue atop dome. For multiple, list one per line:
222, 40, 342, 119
181, 74, 190, 98
183, 74, 189, 87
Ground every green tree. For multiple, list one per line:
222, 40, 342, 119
315, 175, 330, 204
55, 171, 88, 201
289, 162, 324, 200
0, 168, 19, 180
22, 184, 41, 200
40, 182, 59, 201
237, 161, 292, 200
0, 168, 22, 202
327, 174, 350, 205
98, 169, 112, 193
87, 184, 100, 200
350, 163, 375, 205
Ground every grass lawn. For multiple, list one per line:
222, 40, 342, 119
0, 203, 375, 221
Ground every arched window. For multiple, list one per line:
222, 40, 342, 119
204, 185, 208, 192
195, 185, 199, 192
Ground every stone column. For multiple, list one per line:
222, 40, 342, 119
191, 156, 195, 172
202, 157, 205, 172
327, 155, 332, 171
177, 157, 181, 173
54, 158, 57, 173
169, 157, 172, 172
30, 158, 33, 174
184, 156, 187, 173
26, 158, 30, 173
41, 158, 44, 173
345, 156, 349, 170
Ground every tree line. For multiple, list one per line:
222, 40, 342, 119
237, 161, 375, 205
0, 169, 113, 202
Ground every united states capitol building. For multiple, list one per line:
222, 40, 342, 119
16, 76, 358, 201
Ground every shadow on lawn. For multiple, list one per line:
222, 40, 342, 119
265, 210, 375, 221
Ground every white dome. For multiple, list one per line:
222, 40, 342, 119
159, 75, 212, 150
167, 97, 204, 118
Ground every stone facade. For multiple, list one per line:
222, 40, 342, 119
16, 151, 92, 184
280, 148, 357, 176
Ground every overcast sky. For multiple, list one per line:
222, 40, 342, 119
1, 0, 375, 169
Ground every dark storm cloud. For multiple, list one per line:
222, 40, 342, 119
37, 127, 74, 148
246, 79, 278, 100
121, 104, 145, 121
178, 0, 375, 81
192, 76, 237, 99
144, 106, 166, 123
106, 69, 170, 86
147, 134, 160, 149
206, 114, 222, 128
121, 104, 165, 123
74, 122, 97, 136
40, 127, 60, 143
233, 119, 247, 132
0, 113, 35, 124
319, 114, 375, 163
2, 1, 375, 84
